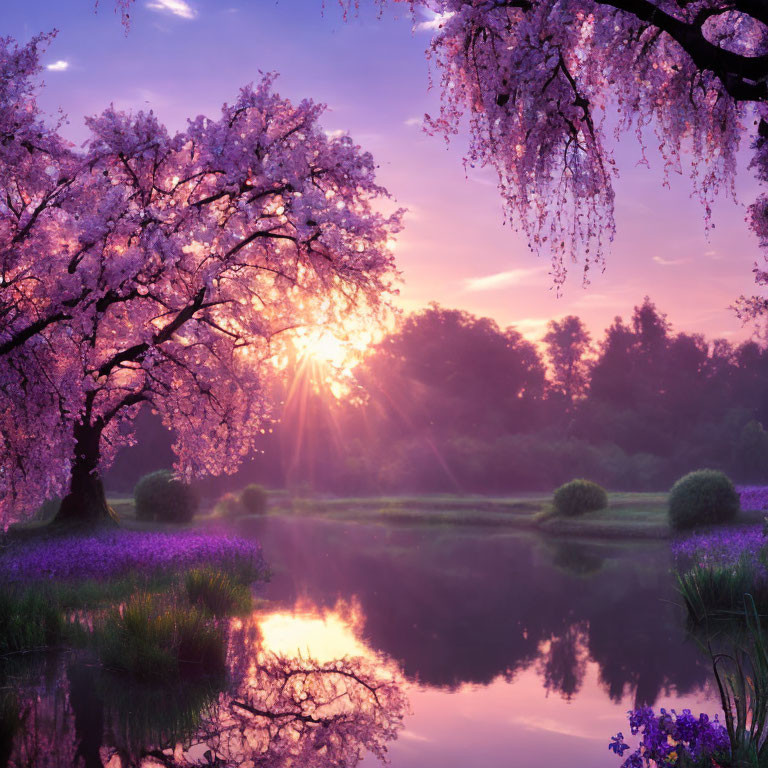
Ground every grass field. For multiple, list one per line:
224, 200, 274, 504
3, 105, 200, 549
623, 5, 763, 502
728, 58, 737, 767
104, 490, 767, 541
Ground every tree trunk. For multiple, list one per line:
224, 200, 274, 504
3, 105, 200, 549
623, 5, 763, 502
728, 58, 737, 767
53, 423, 117, 526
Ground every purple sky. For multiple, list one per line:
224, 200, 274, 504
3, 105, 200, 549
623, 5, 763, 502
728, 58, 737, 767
6, 0, 764, 344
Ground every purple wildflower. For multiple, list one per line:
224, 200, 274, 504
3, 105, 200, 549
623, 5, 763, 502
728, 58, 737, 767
0, 530, 265, 583
672, 527, 765, 571
738, 486, 768, 512
610, 707, 729, 768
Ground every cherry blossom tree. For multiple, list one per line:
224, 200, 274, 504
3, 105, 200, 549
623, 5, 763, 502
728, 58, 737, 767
111, 0, 768, 304
0, 36, 400, 526
383, 0, 768, 291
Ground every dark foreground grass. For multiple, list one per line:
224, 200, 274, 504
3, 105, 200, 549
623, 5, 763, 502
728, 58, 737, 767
677, 561, 768, 623
185, 566, 253, 616
0, 587, 64, 656
97, 593, 227, 682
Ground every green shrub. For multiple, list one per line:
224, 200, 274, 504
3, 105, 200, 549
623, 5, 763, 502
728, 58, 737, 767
133, 470, 198, 524
35, 496, 61, 522
185, 567, 252, 616
552, 479, 608, 517
213, 492, 244, 518
0, 587, 63, 655
240, 484, 268, 515
98, 594, 226, 682
668, 469, 740, 531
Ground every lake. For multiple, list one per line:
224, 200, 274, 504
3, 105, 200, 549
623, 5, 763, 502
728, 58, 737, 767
2, 516, 721, 767
254, 516, 719, 768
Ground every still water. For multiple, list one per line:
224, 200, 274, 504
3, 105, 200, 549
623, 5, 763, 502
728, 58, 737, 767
253, 517, 719, 768
3, 517, 721, 767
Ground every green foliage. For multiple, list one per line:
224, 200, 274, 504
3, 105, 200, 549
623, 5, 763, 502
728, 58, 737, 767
709, 599, 768, 766
97, 594, 226, 682
552, 479, 608, 517
212, 492, 244, 518
185, 567, 253, 616
677, 560, 766, 623
240, 484, 268, 515
668, 469, 740, 531
133, 470, 199, 524
51, 571, 180, 610
0, 587, 63, 655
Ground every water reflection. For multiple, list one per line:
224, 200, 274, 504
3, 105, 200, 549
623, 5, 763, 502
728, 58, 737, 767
2, 518, 723, 768
254, 599, 369, 662
250, 517, 711, 706
2, 607, 408, 768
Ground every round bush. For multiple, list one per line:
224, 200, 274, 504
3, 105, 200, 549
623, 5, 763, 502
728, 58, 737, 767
133, 470, 199, 524
668, 469, 740, 531
553, 479, 608, 517
240, 484, 268, 515
213, 492, 244, 518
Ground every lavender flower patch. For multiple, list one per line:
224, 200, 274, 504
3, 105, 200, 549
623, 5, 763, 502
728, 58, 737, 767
672, 527, 765, 570
609, 707, 729, 768
738, 485, 768, 512
0, 530, 265, 583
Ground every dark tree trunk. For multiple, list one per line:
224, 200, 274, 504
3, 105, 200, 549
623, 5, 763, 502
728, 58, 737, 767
53, 422, 117, 526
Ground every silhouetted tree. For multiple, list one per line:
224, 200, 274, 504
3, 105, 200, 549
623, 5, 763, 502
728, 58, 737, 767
543, 316, 591, 411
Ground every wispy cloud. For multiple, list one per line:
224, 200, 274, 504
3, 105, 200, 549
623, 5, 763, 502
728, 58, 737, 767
45, 60, 69, 72
652, 255, 690, 266
513, 317, 551, 332
404, 117, 422, 128
146, 0, 197, 19
414, 11, 454, 32
571, 292, 618, 308
464, 267, 544, 292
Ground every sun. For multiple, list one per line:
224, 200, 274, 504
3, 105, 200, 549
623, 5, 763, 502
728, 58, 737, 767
290, 321, 384, 374
271, 308, 394, 402
295, 327, 351, 370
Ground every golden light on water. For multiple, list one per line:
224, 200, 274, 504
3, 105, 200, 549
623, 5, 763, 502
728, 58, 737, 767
254, 599, 371, 663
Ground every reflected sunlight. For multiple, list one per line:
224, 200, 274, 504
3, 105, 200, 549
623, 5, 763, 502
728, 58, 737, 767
255, 599, 372, 663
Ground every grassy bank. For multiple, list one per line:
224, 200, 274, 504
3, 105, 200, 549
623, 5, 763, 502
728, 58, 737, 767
141, 490, 764, 540
260, 491, 765, 538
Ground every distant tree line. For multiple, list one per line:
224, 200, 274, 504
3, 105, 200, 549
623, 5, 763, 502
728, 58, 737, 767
107, 297, 768, 494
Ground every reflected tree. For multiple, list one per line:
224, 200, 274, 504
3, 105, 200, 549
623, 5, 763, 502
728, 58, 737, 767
539, 622, 589, 701
186, 652, 408, 768
255, 520, 711, 702
3, 640, 407, 768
